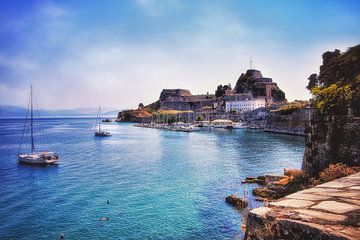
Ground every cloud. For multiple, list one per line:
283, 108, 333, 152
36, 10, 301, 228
135, 0, 184, 17
0, 1, 359, 110
0, 55, 38, 72
39, 3, 68, 18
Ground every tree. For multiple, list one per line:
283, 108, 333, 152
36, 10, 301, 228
138, 103, 144, 109
307, 44, 360, 115
196, 115, 204, 121
215, 84, 232, 98
306, 74, 319, 91
311, 83, 353, 114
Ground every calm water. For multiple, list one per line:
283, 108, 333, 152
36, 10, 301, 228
0, 118, 304, 239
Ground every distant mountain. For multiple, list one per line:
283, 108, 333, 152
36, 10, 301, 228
0, 105, 120, 118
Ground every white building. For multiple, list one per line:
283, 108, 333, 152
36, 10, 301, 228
224, 95, 266, 112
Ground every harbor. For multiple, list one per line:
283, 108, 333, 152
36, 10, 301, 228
0, 0, 359, 239
134, 119, 250, 132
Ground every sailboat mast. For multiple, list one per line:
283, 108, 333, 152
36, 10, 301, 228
98, 106, 101, 132
30, 85, 35, 153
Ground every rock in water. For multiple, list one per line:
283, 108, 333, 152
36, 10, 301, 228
225, 194, 248, 208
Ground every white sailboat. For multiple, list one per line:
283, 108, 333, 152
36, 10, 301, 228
94, 106, 111, 137
18, 86, 59, 165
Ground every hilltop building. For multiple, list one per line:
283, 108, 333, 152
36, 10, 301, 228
224, 94, 266, 112
159, 89, 221, 112
157, 68, 285, 114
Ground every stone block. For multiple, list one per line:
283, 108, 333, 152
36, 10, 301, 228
317, 181, 356, 189
294, 209, 347, 222
250, 207, 272, 218
286, 193, 330, 201
270, 199, 314, 208
311, 201, 358, 214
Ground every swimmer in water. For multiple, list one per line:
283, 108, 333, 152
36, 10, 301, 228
59, 233, 64, 239
100, 217, 109, 221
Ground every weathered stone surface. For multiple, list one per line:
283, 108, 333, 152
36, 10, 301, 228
250, 207, 272, 217
313, 191, 360, 198
345, 175, 360, 180
302, 187, 344, 194
311, 201, 358, 214
225, 194, 248, 208
270, 199, 314, 208
317, 181, 357, 189
245, 173, 360, 240
286, 192, 330, 201
302, 113, 360, 177
342, 199, 360, 206
294, 209, 347, 222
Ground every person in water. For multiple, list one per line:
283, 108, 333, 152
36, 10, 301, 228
100, 217, 109, 221
59, 234, 64, 239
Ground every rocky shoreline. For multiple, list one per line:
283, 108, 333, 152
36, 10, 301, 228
244, 173, 360, 240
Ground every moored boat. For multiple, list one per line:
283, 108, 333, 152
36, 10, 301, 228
94, 106, 112, 137
18, 151, 59, 165
211, 119, 235, 129
18, 86, 59, 166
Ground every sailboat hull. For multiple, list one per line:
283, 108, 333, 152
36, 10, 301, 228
95, 131, 112, 137
18, 152, 59, 165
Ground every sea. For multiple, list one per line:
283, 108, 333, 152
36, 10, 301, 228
0, 118, 304, 239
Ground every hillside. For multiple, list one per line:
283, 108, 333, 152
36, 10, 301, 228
233, 69, 286, 101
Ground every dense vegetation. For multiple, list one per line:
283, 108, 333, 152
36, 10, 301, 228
307, 44, 360, 115
144, 100, 160, 113
233, 73, 257, 94
271, 100, 309, 115
215, 84, 232, 98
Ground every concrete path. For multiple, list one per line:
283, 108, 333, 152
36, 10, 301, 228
245, 172, 360, 239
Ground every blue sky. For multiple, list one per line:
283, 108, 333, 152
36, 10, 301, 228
0, 0, 359, 109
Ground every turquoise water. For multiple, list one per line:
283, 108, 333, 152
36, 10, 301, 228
0, 118, 304, 239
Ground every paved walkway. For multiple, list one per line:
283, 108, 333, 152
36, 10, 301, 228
246, 172, 360, 239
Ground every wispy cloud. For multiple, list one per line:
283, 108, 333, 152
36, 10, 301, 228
39, 3, 68, 18
0, 1, 359, 109
135, 0, 184, 17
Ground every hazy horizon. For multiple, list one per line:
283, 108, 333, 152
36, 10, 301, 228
1, 0, 359, 110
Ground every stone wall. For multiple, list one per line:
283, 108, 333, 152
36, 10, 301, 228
159, 89, 192, 102
243, 107, 307, 135
160, 101, 192, 110
302, 110, 360, 177
264, 108, 307, 136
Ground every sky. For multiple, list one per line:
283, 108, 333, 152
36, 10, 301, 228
0, 0, 359, 110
